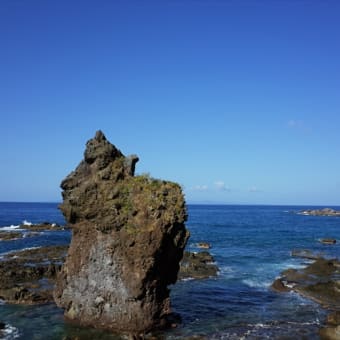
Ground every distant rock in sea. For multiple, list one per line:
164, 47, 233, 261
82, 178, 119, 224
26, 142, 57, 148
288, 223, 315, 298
54, 131, 189, 336
298, 208, 340, 216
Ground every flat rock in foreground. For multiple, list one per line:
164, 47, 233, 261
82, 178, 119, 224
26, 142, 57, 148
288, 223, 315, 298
54, 131, 189, 335
0, 245, 67, 304
271, 255, 340, 338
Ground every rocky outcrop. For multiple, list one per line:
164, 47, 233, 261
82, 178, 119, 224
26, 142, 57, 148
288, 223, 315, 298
272, 257, 340, 308
19, 222, 66, 231
0, 245, 213, 305
179, 251, 218, 280
54, 131, 189, 335
0, 223, 66, 241
320, 312, 340, 339
0, 245, 67, 304
298, 208, 340, 216
272, 255, 340, 337
0, 231, 22, 241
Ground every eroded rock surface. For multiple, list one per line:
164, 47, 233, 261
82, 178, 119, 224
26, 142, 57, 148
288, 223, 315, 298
272, 257, 340, 308
272, 255, 340, 337
0, 245, 67, 304
179, 251, 218, 280
54, 131, 189, 335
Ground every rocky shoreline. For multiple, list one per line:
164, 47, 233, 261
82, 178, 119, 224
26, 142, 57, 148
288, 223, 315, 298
0, 240, 218, 306
272, 251, 340, 339
0, 222, 68, 241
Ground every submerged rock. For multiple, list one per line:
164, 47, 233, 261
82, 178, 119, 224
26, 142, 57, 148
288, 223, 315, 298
54, 131, 189, 335
291, 249, 323, 260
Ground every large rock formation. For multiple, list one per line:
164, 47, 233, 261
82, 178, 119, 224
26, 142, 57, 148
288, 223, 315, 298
54, 131, 189, 335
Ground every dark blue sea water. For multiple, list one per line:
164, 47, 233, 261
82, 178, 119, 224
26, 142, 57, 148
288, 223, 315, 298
0, 203, 339, 339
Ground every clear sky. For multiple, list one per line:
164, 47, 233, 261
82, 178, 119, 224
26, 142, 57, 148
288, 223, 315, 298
1, 0, 339, 205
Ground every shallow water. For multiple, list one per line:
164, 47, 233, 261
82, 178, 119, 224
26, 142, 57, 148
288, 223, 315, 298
0, 203, 339, 339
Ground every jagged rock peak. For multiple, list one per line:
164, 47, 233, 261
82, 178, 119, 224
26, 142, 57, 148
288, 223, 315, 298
54, 131, 189, 335
84, 130, 123, 166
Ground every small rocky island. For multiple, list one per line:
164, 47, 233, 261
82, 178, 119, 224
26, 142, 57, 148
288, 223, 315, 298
53, 131, 190, 335
298, 208, 340, 216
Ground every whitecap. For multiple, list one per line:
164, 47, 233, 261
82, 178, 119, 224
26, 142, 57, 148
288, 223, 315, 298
180, 277, 195, 282
0, 225, 22, 231
1, 323, 20, 339
242, 278, 271, 289
22, 220, 32, 226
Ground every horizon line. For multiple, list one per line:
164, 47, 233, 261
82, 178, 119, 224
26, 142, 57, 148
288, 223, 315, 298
0, 201, 339, 207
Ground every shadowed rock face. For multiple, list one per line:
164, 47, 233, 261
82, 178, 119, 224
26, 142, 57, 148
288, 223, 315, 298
54, 131, 189, 335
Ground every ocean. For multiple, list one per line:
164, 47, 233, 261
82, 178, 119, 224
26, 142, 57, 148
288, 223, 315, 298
0, 202, 339, 339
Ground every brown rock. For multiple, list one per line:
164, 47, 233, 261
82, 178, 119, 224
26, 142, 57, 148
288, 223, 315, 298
0, 245, 67, 304
319, 325, 340, 340
0, 231, 22, 241
20, 222, 66, 231
271, 278, 291, 292
327, 311, 340, 326
54, 131, 189, 335
197, 242, 211, 249
179, 251, 218, 280
272, 255, 340, 309
320, 239, 337, 245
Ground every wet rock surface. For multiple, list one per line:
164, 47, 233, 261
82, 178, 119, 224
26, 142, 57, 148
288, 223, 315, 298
272, 257, 340, 308
179, 251, 218, 280
319, 311, 340, 339
0, 245, 68, 304
0, 231, 22, 241
0, 223, 67, 241
272, 254, 340, 337
0, 245, 215, 306
54, 131, 189, 335
19, 222, 67, 231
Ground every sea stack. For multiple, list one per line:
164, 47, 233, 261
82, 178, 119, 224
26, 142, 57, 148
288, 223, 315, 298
54, 131, 189, 335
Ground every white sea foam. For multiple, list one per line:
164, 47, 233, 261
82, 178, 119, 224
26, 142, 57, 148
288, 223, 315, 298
242, 278, 271, 289
219, 265, 235, 278
180, 277, 195, 282
0, 225, 21, 231
1, 323, 20, 339
22, 220, 32, 226
0, 246, 41, 259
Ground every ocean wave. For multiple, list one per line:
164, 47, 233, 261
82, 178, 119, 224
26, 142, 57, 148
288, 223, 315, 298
205, 320, 321, 340
1, 323, 20, 340
242, 278, 271, 289
0, 246, 41, 259
0, 225, 22, 231
0, 220, 34, 231
22, 220, 32, 226
218, 265, 235, 278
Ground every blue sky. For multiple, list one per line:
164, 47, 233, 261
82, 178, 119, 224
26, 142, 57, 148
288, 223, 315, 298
1, 0, 339, 205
